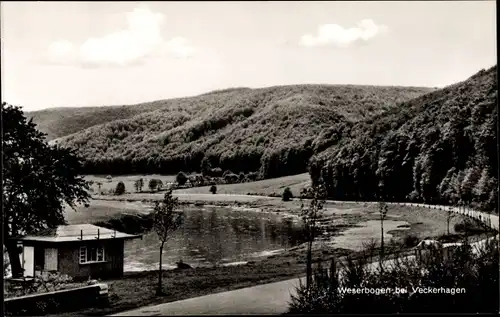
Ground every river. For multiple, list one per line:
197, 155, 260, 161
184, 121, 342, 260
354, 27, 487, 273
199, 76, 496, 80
123, 206, 305, 271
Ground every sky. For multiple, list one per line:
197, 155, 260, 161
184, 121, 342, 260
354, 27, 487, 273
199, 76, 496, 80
1, 1, 497, 111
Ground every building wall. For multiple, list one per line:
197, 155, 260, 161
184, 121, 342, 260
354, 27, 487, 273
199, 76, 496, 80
57, 239, 124, 280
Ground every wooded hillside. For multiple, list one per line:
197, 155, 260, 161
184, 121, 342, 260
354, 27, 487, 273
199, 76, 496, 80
30, 85, 431, 177
309, 66, 497, 211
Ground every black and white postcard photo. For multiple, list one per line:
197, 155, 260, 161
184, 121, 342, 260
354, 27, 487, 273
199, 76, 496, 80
2, 1, 498, 315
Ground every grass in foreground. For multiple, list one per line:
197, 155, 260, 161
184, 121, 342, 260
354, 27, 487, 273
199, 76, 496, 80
33, 228, 493, 316
288, 236, 499, 314
44, 247, 353, 317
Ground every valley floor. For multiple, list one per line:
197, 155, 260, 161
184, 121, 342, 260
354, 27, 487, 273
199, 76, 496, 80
50, 174, 495, 316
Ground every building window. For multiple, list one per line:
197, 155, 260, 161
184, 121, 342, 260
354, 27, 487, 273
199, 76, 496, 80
79, 246, 105, 264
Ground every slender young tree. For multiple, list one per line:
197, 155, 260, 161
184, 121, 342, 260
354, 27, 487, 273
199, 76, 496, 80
446, 204, 456, 235
156, 179, 164, 191
152, 189, 184, 295
378, 200, 388, 264
2, 103, 90, 277
210, 185, 217, 194
300, 182, 327, 288
115, 181, 126, 195
149, 178, 158, 192
176, 172, 188, 186
138, 178, 144, 192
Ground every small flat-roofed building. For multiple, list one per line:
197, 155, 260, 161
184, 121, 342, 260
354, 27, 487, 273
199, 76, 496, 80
11, 224, 141, 280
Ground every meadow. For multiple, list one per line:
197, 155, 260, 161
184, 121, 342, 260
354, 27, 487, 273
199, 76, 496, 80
85, 174, 176, 193
173, 173, 311, 197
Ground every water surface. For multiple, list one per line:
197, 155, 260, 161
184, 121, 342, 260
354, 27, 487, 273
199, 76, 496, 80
124, 206, 305, 271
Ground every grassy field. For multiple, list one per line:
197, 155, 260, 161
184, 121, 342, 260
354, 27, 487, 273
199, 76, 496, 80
173, 173, 311, 197
85, 173, 311, 197
85, 175, 177, 194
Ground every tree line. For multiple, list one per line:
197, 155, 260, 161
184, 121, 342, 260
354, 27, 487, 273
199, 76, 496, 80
309, 66, 498, 212
50, 85, 430, 178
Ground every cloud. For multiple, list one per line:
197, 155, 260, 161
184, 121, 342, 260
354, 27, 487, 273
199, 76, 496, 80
46, 7, 195, 67
161, 37, 195, 60
300, 19, 388, 48
47, 40, 76, 64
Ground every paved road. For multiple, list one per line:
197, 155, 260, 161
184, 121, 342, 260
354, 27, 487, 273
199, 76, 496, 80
111, 203, 497, 316
111, 277, 305, 316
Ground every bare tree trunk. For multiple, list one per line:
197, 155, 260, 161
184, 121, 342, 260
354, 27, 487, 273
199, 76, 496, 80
447, 213, 450, 235
380, 217, 384, 261
156, 242, 165, 295
306, 240, 313, 288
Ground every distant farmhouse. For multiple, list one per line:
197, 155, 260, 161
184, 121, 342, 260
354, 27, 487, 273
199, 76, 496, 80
11, 224, 141, 280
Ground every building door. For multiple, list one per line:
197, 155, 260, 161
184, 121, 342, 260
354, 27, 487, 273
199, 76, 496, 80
34, 247, 45, 274
44, 248, 58, 272
22, 246, 35, 277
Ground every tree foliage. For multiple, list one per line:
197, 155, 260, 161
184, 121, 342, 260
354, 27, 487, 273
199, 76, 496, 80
312, 66, 498, 212
34, 85, 431, 178
115, 181, 126, 195
176, 172, 188, 186
2, 103, 90, 277
300, 182, 327, 288
148, 179, 158, 192
210, 185, 217, 194
378, 201, 388, 261
282, 187, 293, 201
152, 189, 184, 295
289, 237, 499, 314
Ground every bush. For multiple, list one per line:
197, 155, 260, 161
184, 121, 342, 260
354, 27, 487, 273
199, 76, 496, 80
282, 187, 293, 201
288, 237, 499, 314
115, 181, 125, 195
247, 172, 259, 181
403, 234, 419, 248
437, 234, 463, 243
176, 172, 188, 186
210, 185, 217, 194
210, 167, 223, 177
224, 172, 238, 184
148, 178, 158, 192
454, 219, 490, 234
238, 172, 246, 182
6, 271, 75, 297
222, 170, 234, 177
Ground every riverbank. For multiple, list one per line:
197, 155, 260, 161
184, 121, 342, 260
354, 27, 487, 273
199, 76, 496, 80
85, 194, 480, 245
45, 241, 410, 317
55, 193, 494, 316
47, 230, 494, 317
71, 194, 488, 268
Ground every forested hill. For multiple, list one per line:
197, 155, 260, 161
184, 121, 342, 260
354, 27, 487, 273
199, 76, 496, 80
309, 65, 498, 211
34, 84, 431, 176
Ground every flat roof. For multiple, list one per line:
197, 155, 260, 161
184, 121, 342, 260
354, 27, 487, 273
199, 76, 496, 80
14, 224, 141, 243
